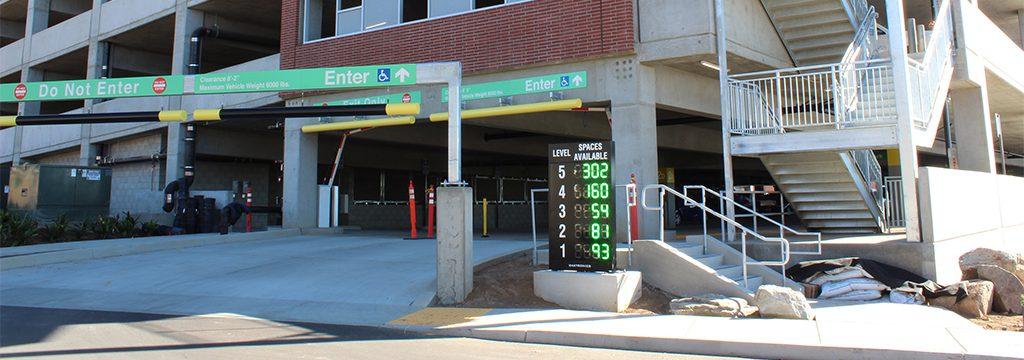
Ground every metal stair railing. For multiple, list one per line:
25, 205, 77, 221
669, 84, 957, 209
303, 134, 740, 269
846, 149, 888, 230
683, 185, 822, 257
882, 176, 906, 229
906, 0, 954, 132
641, 184, 792, 288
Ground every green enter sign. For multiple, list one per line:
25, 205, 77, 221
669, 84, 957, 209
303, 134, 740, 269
442, 71, 587, 102
1, 64, 418, 102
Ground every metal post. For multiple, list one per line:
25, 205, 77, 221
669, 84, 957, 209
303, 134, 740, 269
885, 0, 922, 242
446, 68, 463, 184
995, 114, 1006, 175
715, 0, 736, 242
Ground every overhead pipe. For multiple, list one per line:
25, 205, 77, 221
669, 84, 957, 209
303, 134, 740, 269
428, 98, 582, 122
193, 103, 419, 121
0, 111, 186, 126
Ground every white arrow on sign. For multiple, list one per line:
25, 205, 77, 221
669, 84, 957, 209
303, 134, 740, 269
572, 75, 583, 87
395, 68, 411, 82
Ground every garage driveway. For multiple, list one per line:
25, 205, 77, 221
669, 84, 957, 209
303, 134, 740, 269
0, 233, 533, 326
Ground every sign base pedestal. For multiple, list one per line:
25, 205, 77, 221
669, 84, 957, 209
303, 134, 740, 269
533, 270, 641, 312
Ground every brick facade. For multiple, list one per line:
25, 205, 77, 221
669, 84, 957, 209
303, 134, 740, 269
280, 0, 636, 74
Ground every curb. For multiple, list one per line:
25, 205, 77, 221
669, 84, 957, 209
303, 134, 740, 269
0, 229, 302, 271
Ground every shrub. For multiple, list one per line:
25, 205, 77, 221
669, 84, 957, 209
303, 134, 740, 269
39, 214, 70, 243
115, 212, 139, 238
1, 211, 39, 247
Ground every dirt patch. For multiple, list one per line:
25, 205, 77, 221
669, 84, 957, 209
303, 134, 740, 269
970, 314, 1023, 332
455, 250, 673, 314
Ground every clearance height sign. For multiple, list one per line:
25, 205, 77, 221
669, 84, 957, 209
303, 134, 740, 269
0, 64, 417, 102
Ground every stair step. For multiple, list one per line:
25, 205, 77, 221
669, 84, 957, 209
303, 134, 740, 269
769, 163, 847, 175
787, 32, 854, 51
777, 12, 849, 31
809, 227, 879, 234
795, 201, 869, 211
669, 242, 705, 257
714, 264, 744, 279
786, 191, 862, 202
781, 22, 854, 41
729, 274, 764, 292
695, 253, 724, 268
763, 152, 839, 165
793, 44, 849, 62
800, 210, 874, 220
806, 218, 878, 228
764, 0, 833, 10
781, 182, 858, 193
777, 172, 853, 184
770, 1, 843, 20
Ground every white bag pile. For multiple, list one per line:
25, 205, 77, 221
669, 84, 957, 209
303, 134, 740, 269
808, 266, 889, 301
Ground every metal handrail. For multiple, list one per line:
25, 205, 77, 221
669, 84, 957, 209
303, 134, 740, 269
641, 184, 790, 288
906, 0, 954, 131
684, 185, 822, 256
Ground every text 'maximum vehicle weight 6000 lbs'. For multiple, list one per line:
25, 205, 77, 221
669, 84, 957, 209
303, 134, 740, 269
548, 141, 615, 272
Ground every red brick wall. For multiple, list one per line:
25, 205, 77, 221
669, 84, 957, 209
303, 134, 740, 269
280, 0, 635, 74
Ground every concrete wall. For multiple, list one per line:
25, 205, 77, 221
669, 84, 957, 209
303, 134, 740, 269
28, 11, 90, 64
0, 128, 15, 160
637, 0, 792, 69
918, 167, 1024, 283
106, 133, 165, 221
0, 38, 23, 75
955, 0, 1024, 93
32, 148, 80, 165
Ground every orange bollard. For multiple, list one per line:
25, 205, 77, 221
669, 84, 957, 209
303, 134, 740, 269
245, 185, 253, 233
629, 173, 639, 241
427, 186, 436, 238
408, 180, 418, 239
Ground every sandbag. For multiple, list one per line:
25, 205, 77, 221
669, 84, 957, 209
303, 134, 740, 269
829, 289, 883, 301
808, 266, 873, 286
820, 278, 889, 299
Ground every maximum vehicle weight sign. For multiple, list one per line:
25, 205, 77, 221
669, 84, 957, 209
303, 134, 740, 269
548, 141, 615, 271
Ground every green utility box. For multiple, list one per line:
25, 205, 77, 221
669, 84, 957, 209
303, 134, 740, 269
7, 164, 112, 221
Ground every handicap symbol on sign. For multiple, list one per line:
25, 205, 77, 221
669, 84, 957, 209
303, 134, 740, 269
378, 68, 391, 83
560, 76, 569, 87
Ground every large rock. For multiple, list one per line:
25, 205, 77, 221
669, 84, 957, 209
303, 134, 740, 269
929, 280, 993, 319
670, 294, 757, 317
960, 248, 1024, 283
752, 285, 814, 320
974, 265, 1024, 314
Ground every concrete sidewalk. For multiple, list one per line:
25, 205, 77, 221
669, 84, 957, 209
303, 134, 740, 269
389, 302, 1024, 360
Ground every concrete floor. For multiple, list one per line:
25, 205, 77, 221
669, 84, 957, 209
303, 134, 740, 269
0, 232, 533, 326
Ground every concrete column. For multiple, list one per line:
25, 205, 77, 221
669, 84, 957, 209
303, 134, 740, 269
436, 186, 473, 305
607, 58, 659, 240
950, 85, 996, 173
79, 0, 104, 167
13, 69, 44, 164
885, 0, 922, 242
164, 4, 204, 182
282, 117, 319, 229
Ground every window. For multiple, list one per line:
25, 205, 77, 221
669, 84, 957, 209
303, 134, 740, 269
475, 0, 504, 9
402, 0, 428, 23
304, 0, 337, 41
337, 0, 363, 35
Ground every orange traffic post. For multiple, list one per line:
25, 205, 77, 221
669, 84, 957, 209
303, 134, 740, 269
427, 186, 436, 238
407, 180, 418, 239
629, 173, 639, 241
245, 185, 253, 233
482, 198, 489, 238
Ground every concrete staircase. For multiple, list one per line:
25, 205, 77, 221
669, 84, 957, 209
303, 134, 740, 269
632, 235, 802, 301
761, 151, 880, 233
762, 0, 858, 66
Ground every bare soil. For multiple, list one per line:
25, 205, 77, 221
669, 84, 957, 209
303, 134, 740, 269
970, 314, 1024, 332
455, 250, 674, 314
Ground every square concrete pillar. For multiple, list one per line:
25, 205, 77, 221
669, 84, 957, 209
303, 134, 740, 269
951, 86, 996, 174
282, 118, 319, 229
607, 58, 659, 241
436, 186, 472, 305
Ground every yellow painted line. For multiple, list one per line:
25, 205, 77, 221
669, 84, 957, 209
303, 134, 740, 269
389, 307, 492, 327
429, 98, 583, 122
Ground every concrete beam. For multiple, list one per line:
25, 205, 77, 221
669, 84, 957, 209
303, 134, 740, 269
730, 126, 899, 155
108, 45, 170, 75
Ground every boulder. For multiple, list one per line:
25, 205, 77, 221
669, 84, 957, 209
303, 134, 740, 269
670, 294, 757, 317
752, 285, 814, 320
974, 265, 1024, 314
960, 248, 1024, 283
928, 280, 993, 319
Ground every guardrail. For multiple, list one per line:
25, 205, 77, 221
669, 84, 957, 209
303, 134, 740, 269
641, 184, 793, 288
882, 176, 906, 229
906, 0, 954, 131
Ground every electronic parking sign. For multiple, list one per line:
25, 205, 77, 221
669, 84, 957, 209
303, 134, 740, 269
548, 141, 615, 271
